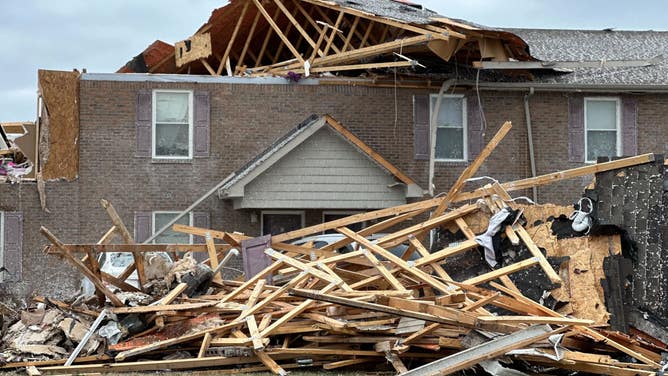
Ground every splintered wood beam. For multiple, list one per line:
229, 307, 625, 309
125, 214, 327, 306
272, 0, 320, 55
408, 236, 451, 281
218, 0, 250, 75
271, 20, 294, 65
100, 199, 147, 289
324, 115, 415, 184
310, 3, 343, 54
272, 197, 442, 243
200, 58, 217, 76
360, 20, 375, 48
236, 9, 262, 73
251, 0, 305, 65
300, 0, 454, 41
432, 121, 513, 217
342, 16, 360, 52
40, 227, 124, 307
454, 153, 657, 202
337, 227, 453, 294
255, 5, 281, 67
322, 11, 345, 57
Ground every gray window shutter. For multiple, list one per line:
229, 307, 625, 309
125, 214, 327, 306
136, 90, 152, 157
193, 91, 210, 157
568, 96, 585, 162
192, 212, 210, 244
621, 97, 638, 156
134, 211, 152, 243
3, 212, 23, 282
467, 96, 484, 162
413, 95, 430, 160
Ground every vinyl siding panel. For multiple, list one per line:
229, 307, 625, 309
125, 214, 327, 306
240, 128, 405, 209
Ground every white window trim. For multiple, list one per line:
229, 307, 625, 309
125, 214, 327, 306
430, 93, 468, 162
152, 211, 193, 244
152, 90, 194, 160
322, 211, 364, 234
584, 97, 622, 163
261, 210, 305, 236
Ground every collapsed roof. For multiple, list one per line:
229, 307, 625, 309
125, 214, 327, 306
118, 0, 531, 77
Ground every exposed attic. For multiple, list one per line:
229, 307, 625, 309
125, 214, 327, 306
118, 0, 533, 78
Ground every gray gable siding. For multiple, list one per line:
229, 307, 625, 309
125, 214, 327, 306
236, 128, 406, 209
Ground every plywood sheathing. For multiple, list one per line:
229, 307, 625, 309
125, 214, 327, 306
37, 70, 80, 181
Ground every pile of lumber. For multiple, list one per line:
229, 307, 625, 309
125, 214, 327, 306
2, 123, 666, 376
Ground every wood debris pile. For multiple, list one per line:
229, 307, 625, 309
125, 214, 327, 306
2, 122, 666, 375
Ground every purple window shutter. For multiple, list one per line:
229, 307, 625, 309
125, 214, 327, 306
467, 96, 484, 162
413, 95, 430, 160
3, 212, 23, 282
241, 235, 273, 283
621, 97, 638, 156
568, 96, 585, 162
134, 211, 152, 243
136, 90, 152, 157
193, 91, 210, 157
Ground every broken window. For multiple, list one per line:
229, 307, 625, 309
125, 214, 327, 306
153, 91, 192, 158
152, 212, 192, 244
431, 94, 467, 161
585, 98, 620, 162
0, 123, 35, 181
261, 211, 304, 236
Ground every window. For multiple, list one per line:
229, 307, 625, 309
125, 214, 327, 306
261, 211, 304, 236
152, 212, 193, 244
153, 90, 193, 158
322, 211, 364, 234
431, 94, 467, 161
585, 98, 621, 162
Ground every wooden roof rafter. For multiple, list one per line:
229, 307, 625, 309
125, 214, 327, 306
134, 0, 523, 78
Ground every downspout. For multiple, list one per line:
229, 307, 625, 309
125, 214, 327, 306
429, 79, 457, 196
524, 87, 538, 202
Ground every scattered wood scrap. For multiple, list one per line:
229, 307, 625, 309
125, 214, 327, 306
1, 123, 664, 375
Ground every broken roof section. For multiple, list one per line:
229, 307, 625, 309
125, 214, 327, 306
118, 0, 531, 78
218, 114, 423, 209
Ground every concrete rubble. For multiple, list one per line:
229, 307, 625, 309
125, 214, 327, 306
0, 123, 666, 376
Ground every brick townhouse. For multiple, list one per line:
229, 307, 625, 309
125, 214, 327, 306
0, 0, 667, 302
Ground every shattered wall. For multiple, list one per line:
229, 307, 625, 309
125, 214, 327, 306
588, 157, 668, 322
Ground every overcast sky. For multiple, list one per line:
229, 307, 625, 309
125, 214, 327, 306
1, 0, 665, 121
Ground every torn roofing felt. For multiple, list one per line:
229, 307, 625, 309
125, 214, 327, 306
217, 114, 423, 206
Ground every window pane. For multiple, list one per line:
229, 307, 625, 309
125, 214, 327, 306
432, 97, 463, 127
156, 123, 189, 157
587, 131, 617, 161
156, 92, 189, 123
262, 214, 302, 236
586, 100, 617, 130
436, 128, 464, 160
154, 213, 190, 244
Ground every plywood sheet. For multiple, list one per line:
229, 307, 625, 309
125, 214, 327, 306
38, 70, 79, 181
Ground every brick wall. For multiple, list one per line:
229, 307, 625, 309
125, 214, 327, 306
2, 77, 667, 301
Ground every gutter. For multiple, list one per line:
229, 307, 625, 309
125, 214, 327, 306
524, 87, 537, 202
456, 81, 668, 93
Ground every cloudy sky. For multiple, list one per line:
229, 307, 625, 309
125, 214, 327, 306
1, 0, 665, 121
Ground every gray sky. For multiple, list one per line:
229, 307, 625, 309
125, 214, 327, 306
1, 0, 666, 121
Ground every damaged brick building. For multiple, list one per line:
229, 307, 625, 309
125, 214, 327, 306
0, 0, 667, 361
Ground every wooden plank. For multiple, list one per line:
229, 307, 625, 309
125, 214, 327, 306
246, 315, 264, 350
57, 243, 231, 253
432, 121, 512, 217
236, 10, 262, 72
272, 0, 320, 55
40, 227, 124, 307
402, 323, 440, 345
323, 358, 374, 370
361, 249, 405, 291
400, 325, 568, 376
205, 233, 222, 284
100, 199, 147, 289
272, 197, 442, 243
111, 301, 219, 314
476, 315, 594, 326
217, 0, 250, 75
337, 227, 453, 294
322, 11, 345, 56
462, 292, 500, 312
463, 257, 539, 286
157, 282, 187, 305
197, 333, 212, 358
454, 154, 656, 202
